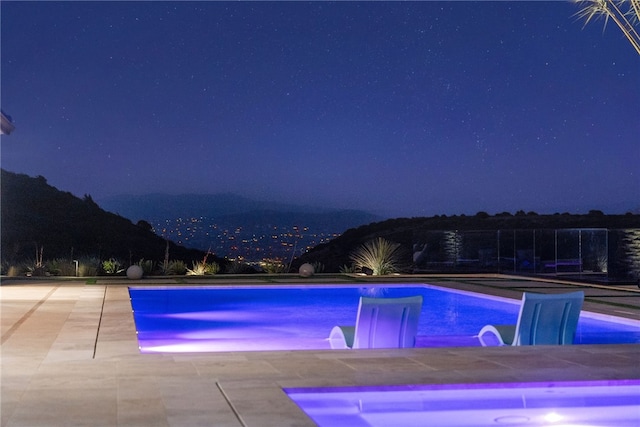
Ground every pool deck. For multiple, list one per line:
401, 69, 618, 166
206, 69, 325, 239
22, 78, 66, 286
1, 274, 639, 426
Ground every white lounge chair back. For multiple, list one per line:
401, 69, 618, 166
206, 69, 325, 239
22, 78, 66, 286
514, 291, 584, 345
353, 296, 423, 349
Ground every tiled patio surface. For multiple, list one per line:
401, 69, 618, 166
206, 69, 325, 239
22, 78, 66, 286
1, 275, 639, 426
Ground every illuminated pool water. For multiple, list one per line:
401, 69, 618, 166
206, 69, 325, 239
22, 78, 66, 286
128, 284, 640, 353
285, 380, 640, 427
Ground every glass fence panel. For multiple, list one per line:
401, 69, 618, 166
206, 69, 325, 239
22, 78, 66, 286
535, 229, 556, 274
554, 229, 583, 274
581, 229, 608, 274
457, 230, 498, 270
497, 230, 516, 272
513, 230, 536, 273
411, 228, 619, 279
412, 230, 451, 270
412, 230, 479, 271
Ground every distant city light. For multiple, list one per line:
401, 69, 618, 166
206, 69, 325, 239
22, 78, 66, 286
152, 216, 339, 261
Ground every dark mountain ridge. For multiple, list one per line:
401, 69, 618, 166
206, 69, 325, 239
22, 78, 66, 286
3, 169, 639, 278
98, 193, 378, 224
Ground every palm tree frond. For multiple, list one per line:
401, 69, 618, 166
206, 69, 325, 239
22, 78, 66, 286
575, 0, 640, 54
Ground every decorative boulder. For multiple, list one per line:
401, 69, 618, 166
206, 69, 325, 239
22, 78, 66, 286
299, 263, 315, 277
126, 265, 144, 280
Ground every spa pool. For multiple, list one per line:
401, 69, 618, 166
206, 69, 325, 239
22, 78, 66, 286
128, 284, 640, 353
285, 379, 640, 427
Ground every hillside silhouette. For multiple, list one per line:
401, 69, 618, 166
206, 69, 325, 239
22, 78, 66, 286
1, 169, 209, 265
2, 169, 639, 278
294, 210, 640, 273
99, 193, 380, 225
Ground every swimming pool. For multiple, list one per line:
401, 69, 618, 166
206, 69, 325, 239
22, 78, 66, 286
128, 284, 640, 353
285, 379, 640, 427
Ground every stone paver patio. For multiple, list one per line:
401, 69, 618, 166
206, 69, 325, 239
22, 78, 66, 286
2, 275, 638, 426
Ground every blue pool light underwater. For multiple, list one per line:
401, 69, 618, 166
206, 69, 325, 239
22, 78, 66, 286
128, 284, 640, 353
285, 379, 640, 427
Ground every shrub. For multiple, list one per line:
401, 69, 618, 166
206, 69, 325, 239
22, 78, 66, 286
311, 261, 325, 274
186, 260, 219, 276
46, 258, 77, 276
78, 257, 100, 277
102, 258, 123, 275
226, 260, 253, 274
339, 264, 356, 274
5, 264, 27, 277
136, 259, 155, 275
166, 260, 187, 275
225, 261, 240, 274
350, 237, 404, 275
261, 259, 286, 274
205, 261, 220, 275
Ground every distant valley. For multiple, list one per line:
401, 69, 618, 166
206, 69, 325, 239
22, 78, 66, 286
99, 194, 382, 261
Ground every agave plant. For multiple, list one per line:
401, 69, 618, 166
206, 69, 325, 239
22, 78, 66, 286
575, 0, 640, 54
102, 258, 123, 275
186, 260, 219, 275
349, 237, 404, 276
186, 248, 220, 276
186, 261, 207, 275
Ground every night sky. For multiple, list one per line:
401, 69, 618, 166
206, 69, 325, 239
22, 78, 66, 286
1, 1, 638, 218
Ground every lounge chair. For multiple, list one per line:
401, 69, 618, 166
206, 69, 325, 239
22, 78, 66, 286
328, 295, 423, 349
478, 291, 584, 346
